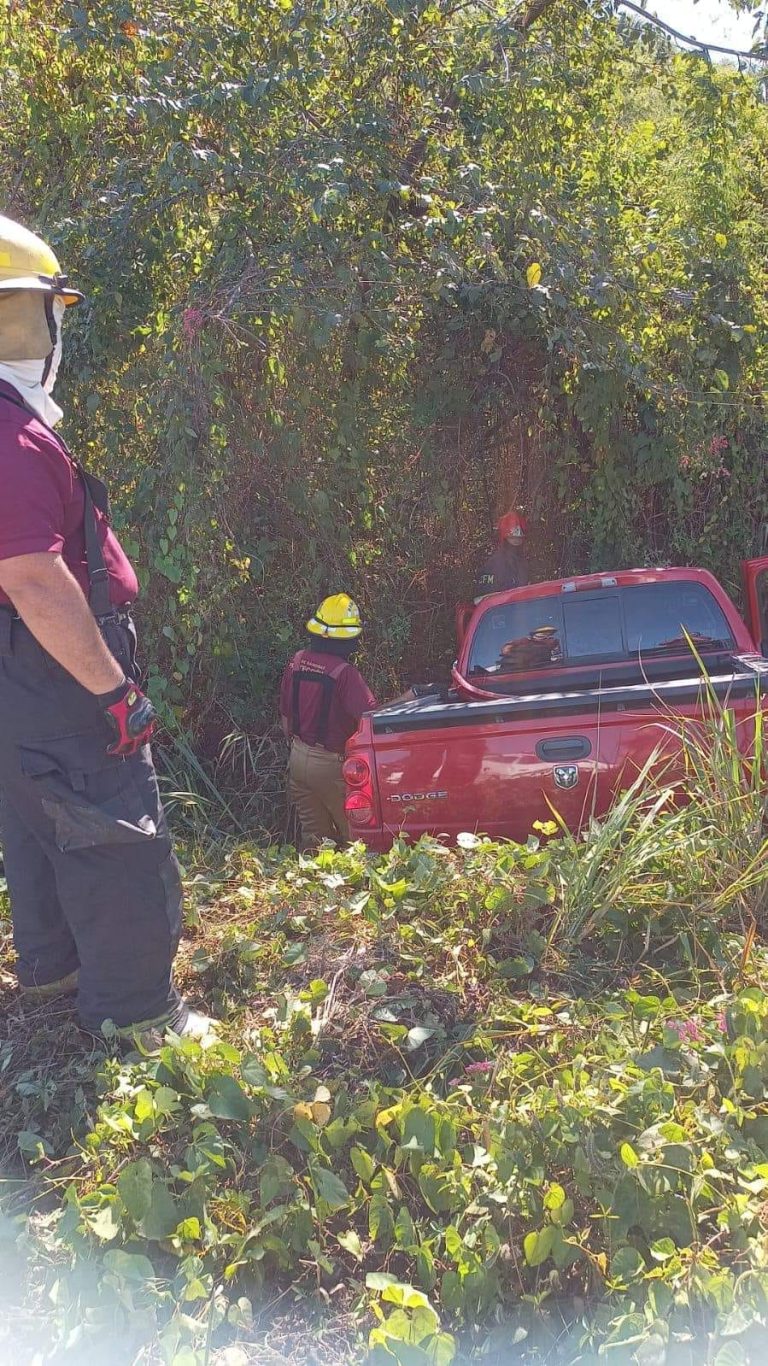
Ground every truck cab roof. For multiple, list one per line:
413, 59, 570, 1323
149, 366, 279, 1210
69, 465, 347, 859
475, 565, 728, 603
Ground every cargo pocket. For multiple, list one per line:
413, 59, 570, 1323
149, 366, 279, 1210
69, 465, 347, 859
19, 732, 158, 853
160, 853, 184, 953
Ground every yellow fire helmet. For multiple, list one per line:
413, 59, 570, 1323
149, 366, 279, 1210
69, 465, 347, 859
306, 593, 363, 640
0, 214, 83, 304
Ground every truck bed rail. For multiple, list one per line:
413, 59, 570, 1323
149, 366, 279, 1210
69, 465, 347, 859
372, 663, 768, 735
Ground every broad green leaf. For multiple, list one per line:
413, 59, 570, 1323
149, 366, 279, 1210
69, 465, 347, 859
133, 1089, 154, 1124
543, 1183, 566, 1210
610, 1246, 646, 1283
337, 1229, 364, 1261
153, 1086, 180, 1116
551, 1198, 574, 1228
523, 1226, 554, 1267
103, 1250, 156, 1282
360, 969, 388, 997
206, 1075, 253, 1121
241, 1055, 268, 1087
714, 1346, 747, 1366
620, 1142, 639, 1168
176, 1217, 201, 1241
437, 1118, 456, 1160
428, 1332, 457, 1366
416, 1247, 437, 1293
418, 1167, 455, 1214
496, 955, 534, 979
402, 1107, 436, 1153
117, 1157, 154, 1221
395, 1206, 418, 1249
366, 1271, 398, 1291
312, 1165, 350, 1210
16, 1131, 51, 1159
87, 1202, 122, 1242
381, 1281, 431, 1311
139, 1182, 179, 1241
369, 1192, 395, 1247
351, 1145, 376, 1184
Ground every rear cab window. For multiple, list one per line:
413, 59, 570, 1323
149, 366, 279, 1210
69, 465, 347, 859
468, 581, 735, 678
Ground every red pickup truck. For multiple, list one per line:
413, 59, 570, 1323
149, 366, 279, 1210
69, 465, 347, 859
343, 561, 768, 850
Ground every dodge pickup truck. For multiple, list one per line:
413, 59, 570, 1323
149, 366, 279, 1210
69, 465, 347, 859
343, 560, 768, 850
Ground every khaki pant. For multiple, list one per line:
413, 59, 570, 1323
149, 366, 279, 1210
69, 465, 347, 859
289, 739, 349, 850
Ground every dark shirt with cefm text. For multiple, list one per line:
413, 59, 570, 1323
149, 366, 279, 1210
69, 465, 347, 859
475, 544, 528, 601
280, 648, 377, 753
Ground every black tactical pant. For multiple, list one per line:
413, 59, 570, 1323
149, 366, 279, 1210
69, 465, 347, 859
0, 609, 186, 1032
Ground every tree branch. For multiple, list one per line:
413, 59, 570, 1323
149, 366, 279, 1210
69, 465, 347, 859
514, 0, 559, 32
384, 0, 560, 225
616, 0, 768, 63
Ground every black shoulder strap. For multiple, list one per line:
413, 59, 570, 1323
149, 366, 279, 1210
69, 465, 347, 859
289, 651, 305, 737
0, 382, 27, 414
290, 654, 349, 746
0, 384, 113, 620
78, 466, 113, 618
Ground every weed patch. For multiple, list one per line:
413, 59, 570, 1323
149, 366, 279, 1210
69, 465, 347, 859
1, 787, 768, 1364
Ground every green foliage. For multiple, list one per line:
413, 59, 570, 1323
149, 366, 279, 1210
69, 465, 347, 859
2, 714, 768, 1361
2, 0, 767, 790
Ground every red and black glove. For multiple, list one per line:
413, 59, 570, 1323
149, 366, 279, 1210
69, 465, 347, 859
97, 679, 157, 756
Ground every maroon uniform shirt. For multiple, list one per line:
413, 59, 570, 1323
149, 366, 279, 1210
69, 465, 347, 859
0, 382, 138, 609
280, 648, 377, 753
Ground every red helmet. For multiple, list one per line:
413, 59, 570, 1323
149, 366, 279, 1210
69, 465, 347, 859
497, 510, 527, 541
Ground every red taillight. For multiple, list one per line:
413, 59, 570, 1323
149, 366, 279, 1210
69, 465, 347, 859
343, 754, 376, 826
345, 790, 376, 827
343, 755, 370, 787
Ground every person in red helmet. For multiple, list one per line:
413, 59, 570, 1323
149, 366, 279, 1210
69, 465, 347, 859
474, 510, 529, 602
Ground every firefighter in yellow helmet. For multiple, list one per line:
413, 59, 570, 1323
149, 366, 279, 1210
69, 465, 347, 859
279, 594, 377, 848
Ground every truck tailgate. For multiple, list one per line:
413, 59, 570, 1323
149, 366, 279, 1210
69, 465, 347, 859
368, 668, 768, 844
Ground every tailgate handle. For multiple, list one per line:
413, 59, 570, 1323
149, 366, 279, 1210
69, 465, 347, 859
536, 736, 592, 761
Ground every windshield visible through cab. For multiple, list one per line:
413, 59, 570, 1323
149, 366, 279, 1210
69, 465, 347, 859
468, 582, 734, 676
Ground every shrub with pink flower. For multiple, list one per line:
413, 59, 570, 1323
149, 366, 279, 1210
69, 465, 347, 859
182, 306, 204, 343
667, 1017, 704, 1045
680, 434, 731, 479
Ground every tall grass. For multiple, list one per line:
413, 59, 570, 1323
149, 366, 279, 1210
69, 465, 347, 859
545, 686, 768, 959
669, 680, 767, 922
546, 756, 690, 949
154, 718, 293, 854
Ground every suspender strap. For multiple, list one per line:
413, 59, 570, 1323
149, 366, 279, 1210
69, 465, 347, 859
291, 670, 336, 745
289, 652, 349, 748
0, 385, 114, 620
77, 465, 113, 618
